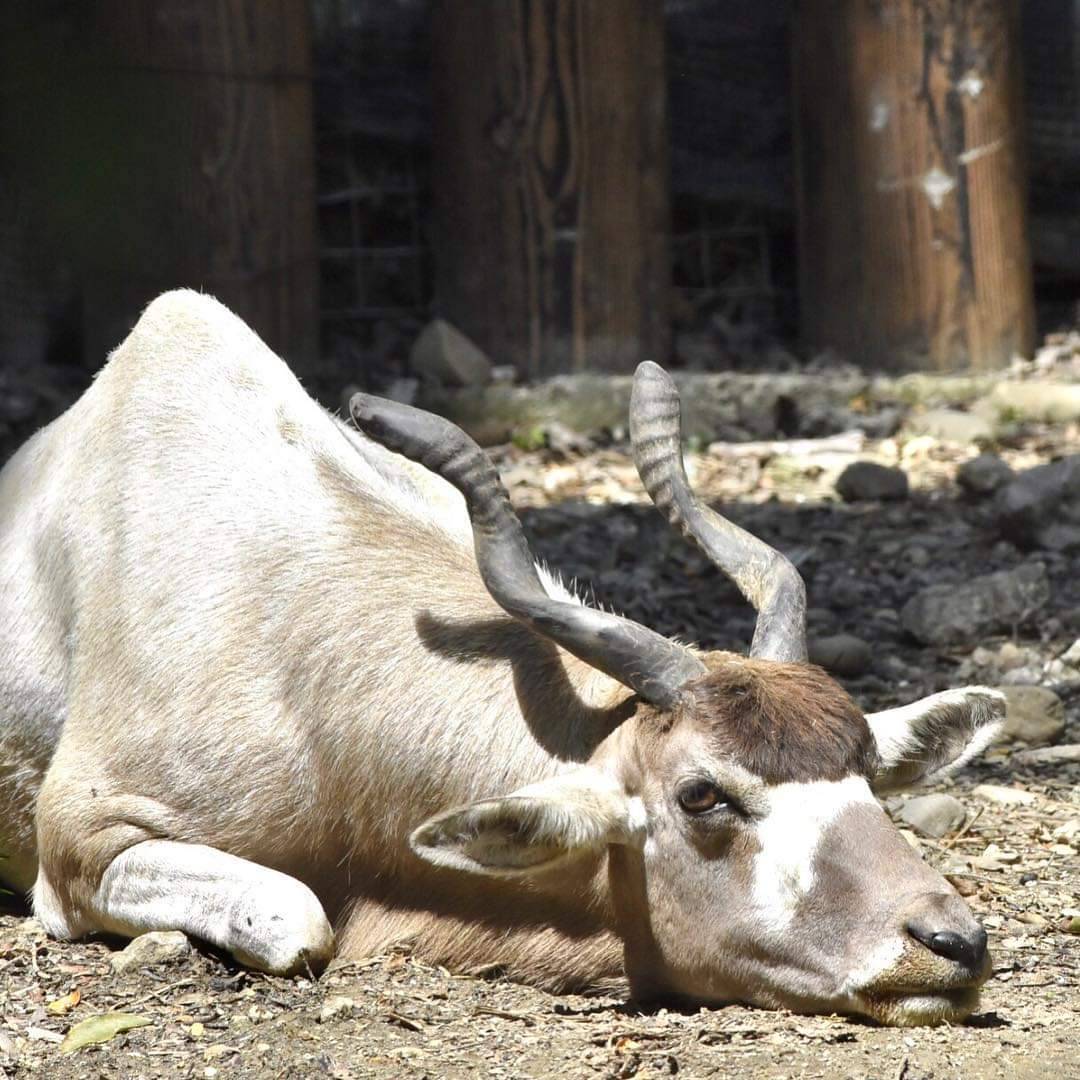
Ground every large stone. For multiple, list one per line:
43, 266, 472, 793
808, 634, 873, 677
993, 454, 1080, 550
971, 784, 1036, 807
110, 931, 192, 973
957, 453, 1014, 496
1060, 639, 1080, 667
900, 562, 1050, 647
992, 685, 1066, 747
1012, 744, 1080, 766
974, 381, 1080, 425
410, 320, 493, 388
895, 794, 967, 839
906, 407, 995, 445
835, 461, 909, 502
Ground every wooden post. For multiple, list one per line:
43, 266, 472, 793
793, 0, 1035, 371
82, 1, 319, 371
431, 0, 670, 378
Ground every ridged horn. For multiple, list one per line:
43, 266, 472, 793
629, 361, 807, 663
350, 393, 707, 708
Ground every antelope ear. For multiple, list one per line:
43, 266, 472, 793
866, 687, 1005, 794
409, 768, 645, 876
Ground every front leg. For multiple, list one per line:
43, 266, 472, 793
34, 840, 335, 975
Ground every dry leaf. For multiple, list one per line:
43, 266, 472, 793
46, 989, 81, 1016
60, 1012, 151, 1054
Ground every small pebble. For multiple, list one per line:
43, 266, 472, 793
835, 461, 910, 502
110, 930, 192, 973
318, 996, 356, 1024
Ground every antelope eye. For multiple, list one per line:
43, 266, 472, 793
676, 780, 728, 815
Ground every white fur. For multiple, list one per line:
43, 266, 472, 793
0, 290, 632, 970
752, 776, 878, 931
36, 841, 333, 975
0, 292, 1001, 1014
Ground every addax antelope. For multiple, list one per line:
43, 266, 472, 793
0, 291, 1003, 1025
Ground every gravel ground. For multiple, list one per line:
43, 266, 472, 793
1, 400, 1078, 1079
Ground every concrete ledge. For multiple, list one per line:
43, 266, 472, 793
420, 368, 1069, 446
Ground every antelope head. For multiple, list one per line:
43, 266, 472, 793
351, 363, 1002, 1026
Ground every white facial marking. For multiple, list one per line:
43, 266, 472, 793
752, 775, 877, 932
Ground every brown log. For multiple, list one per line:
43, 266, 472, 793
793, 0, 1035, 372
431, 0, 670, 378
81, 1, 318, 371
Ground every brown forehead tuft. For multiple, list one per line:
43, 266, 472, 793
679, 658, 879, 784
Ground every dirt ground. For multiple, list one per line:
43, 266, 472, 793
1, 414, 1078, 1079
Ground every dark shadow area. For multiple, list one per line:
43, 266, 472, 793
964, 1010, 1011, 1029
414, 611, 636, 761
0, 890, 30, 918
513, 489, 1080, 715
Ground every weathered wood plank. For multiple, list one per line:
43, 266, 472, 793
83, 1, 319, 370
793, 0, 1035, 371
431, 0, 670, 377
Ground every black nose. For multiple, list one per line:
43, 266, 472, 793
906, 922, 988, 969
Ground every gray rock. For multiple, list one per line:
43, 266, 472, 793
1000, 664, 1048, 687
806, 607, 838, 632
896, 794, 967, 839
906, 407, 995, 445
827, 577, 864, 610
996, 641, 1029, 670
857, 405, 905, 440
835, 461, 909, 502
971, 784, 1036, 807
957, 453, 1014, 496
1060, 639, 1080, 667
900, 562, 1050, 647
410, 320, 493, 388
871, 606, 900, 626
975, 381, 1080, 425
110, 931, 192, 973
1012, 744, 1080, 766
808, 634, 873, 677
992, 685, 1066, 747
993, 454, 1080, 549
318, 996, 357, 1023
906, 545, 930, 568
542, 420, 594, 456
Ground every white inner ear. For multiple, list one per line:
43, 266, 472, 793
410, 767, 646, 877
866, 686, 1005, 793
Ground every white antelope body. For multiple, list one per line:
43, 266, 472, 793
0, 292, 1004, 1025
